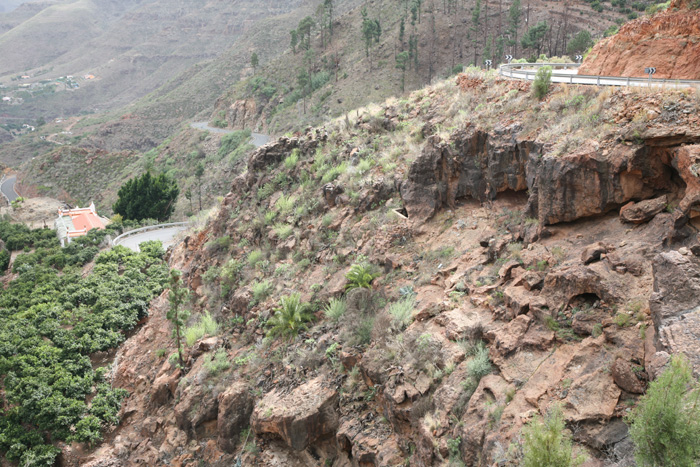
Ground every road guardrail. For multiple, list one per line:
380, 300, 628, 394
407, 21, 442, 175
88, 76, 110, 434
111, 221, 190, 247
499, 63, 700, 89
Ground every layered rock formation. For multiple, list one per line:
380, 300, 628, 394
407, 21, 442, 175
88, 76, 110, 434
579, 0, 700, 79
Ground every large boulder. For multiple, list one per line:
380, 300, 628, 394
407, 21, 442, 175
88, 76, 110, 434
541, 265, 621, 309
251, 376, 339, 451
619, 195, 667, 224
217, 382, 254, 453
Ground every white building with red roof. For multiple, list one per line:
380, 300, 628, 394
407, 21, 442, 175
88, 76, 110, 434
55, 202, 105, 246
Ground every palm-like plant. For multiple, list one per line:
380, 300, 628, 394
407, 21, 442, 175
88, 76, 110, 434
345, 262, 379, 290
266, 293, 314, 340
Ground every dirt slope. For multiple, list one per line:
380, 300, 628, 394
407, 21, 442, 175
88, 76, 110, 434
579, 0, 700, 79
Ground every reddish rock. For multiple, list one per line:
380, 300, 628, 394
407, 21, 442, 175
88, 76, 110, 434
503, 285, 532, 318
581, 242, 608, 265
217, 382, 254, 453
515, 270, 545, 291
251, 377, 339, 451
619, 196, 667, 224
611, 358, 645, 394
579, 1, 700, 80
650, 250, 700, 374
150, 368, 181, 408
189, 336, 219, 360
542, 265, 620, 309
174, 380, 219, 438
336, 418, 404, 465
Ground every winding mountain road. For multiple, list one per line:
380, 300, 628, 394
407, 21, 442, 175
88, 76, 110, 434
1, 175, 19, 203
499, 63, 700, 89
190, 121, 270, 147
113, 224, 189, 252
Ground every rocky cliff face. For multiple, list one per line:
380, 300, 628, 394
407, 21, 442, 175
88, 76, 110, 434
579, 0, 700, 79
76, 74, 700, 466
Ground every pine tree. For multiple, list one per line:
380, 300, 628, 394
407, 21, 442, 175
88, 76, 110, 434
396, 51, 410, 91
521, 20, 549, 58
195, 163, 204, 211
290, 29, 298, 53
112, 171, 179, 221
298, 16, 315, 50
250, 52, 259, 73
509, 0, 522, 57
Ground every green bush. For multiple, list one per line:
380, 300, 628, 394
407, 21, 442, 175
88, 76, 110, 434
220, 259, 243, 297
467, 341, 492, 381
204, 348, 231, 376
388, 297, 415, 331
184, 312, 220, 346
112, 171, 179, 222
275, 194, 296, 214
0, 244, 169, 460
284, 149, 300, 169
324, 297, 347, 323
522, 404, 583, 467
218, 129, 251, 159
251, 280, 273, 305
627, 355, 700, 466
532, 66, 553, 100
0, 248, 10, 272
266, 293, 314, 340
345, 262, 380, 290
247, 249, 264, 267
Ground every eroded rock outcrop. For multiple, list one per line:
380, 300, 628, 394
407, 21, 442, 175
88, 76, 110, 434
650, 250, 700, 374
578, 0, 700, 80
400, 126, 698, 228
251, 376, 339, 451
400, 126, 536, 223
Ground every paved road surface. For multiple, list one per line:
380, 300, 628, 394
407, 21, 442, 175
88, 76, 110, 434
1, 175, 19, 202
190, 121, 270, 147
116, 225, 188, 252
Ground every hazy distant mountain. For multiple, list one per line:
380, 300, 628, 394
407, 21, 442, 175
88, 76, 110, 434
0, 0, 25, 13
0, 0, 311, 118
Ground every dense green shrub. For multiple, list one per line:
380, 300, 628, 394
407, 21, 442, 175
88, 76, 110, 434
184, 312, 220, 346
266, 293, 313, 340
345, 262, 380, 290
112, 171, 179, 221
324, 297, 347, 323
522, 404, 582, 467
0, 248, 9, 272
388, 297, 415, 331
0, 243, 169, 462
627, 355, 700, 466
218, 129, 252, 159
532, 66, 552, 100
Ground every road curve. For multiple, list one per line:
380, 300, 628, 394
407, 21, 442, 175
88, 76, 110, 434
190, 121, 270, 148
116, 225, 188, 252
499, 63, 700, 89
1, 175, 19, 203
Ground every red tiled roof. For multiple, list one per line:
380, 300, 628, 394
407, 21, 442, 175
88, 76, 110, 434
71, 212, 104, 232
